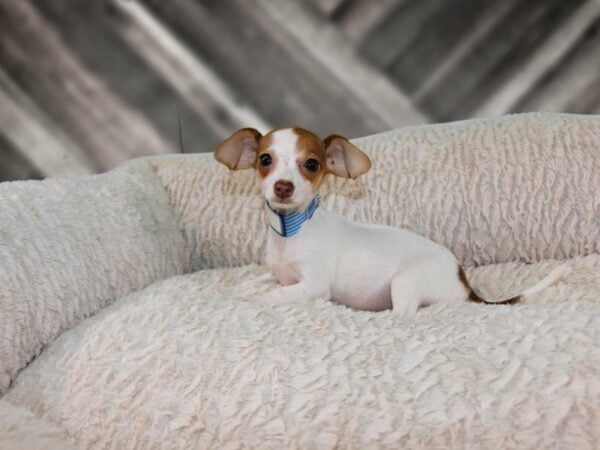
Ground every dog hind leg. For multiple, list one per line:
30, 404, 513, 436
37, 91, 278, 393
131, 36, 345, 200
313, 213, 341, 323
390, 258, 466, 317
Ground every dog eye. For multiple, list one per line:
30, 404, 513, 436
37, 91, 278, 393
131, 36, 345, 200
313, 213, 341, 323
304, 158, 320, 172
259, 154, 272, 167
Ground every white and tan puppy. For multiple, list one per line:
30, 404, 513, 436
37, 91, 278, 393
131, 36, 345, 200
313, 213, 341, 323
215, 127, 566, 317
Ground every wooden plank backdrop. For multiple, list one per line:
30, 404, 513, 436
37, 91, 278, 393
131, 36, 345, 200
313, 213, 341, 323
0, 0, 598, 180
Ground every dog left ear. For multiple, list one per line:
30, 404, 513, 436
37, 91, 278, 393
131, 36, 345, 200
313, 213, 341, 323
214, 128, 262, 170
323, 135, 371, 179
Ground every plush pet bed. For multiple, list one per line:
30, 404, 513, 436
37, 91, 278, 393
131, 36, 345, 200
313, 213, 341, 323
0, 113, 598, 449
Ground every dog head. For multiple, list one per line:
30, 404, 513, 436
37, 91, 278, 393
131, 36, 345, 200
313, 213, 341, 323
214, 127, 371, 211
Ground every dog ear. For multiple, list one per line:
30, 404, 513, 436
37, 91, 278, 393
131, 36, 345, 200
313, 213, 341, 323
214, 128, 262, 170
323, 135, 371, 179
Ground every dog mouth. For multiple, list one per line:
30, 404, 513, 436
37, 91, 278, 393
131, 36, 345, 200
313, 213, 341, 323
270, 199, 295, 208
268, 196, 299, 210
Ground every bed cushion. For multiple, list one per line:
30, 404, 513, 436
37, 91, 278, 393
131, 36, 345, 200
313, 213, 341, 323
5, 255, 598, 448
0, 400, 78, 450
145, 112, 600, 271
0, 164, 188, 395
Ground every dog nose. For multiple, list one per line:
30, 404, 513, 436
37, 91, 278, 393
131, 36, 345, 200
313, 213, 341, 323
274, 180, 294, 199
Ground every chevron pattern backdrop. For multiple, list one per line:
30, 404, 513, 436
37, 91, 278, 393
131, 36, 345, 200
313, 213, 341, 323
0, 0, 599, 181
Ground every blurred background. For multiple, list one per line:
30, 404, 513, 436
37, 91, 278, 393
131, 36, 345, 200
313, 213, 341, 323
0, 0, 599, 181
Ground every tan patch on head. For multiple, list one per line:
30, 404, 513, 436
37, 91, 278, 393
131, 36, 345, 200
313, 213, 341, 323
255, 132, 275, 179
292, 127, 327, 191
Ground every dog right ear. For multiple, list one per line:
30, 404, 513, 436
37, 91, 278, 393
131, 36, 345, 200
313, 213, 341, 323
214, 128, 262, 170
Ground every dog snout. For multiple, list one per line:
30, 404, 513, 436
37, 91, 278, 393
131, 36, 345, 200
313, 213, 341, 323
274, 180, 294, 199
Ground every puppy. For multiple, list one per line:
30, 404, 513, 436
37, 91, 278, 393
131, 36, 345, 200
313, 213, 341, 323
214, 127, 566, 316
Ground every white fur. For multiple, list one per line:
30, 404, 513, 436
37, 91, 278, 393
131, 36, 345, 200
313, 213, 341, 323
256, 128, 566, 316
265, 209, 465, 314
261, 129, 314, 210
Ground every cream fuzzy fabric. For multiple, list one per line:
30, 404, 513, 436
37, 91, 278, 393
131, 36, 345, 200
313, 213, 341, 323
147, 112, 599, 271
0, 400, 77, 450
4, 256, 599, 448
0, 164, 188, 395
1, 112, 599, 448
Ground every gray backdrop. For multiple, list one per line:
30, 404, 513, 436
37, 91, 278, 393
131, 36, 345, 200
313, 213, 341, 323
0, 0, 598, 180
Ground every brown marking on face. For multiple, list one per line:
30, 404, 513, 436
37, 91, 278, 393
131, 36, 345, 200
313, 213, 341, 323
458, 266, 521, 305
292, 127, 327, 191
255, 132, 275, 179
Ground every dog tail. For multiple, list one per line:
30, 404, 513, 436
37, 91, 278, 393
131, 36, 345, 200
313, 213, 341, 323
459, 264, 570, 305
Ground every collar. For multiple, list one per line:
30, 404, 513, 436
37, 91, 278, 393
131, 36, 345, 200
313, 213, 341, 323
267, 195, 320, 237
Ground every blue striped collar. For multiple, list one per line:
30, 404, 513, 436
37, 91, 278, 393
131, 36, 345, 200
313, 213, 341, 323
267, 195, 320, 237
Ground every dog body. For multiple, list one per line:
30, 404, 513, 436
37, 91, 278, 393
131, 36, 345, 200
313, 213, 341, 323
215, 127, 565, 316
265, 207, 463, 313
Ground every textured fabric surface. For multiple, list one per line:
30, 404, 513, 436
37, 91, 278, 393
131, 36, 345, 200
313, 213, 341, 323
0, 400, 79, 450
0, 164, 188, 395
146, 112, 600, 272
4, 256, 598, 449
1, 112, 599, 448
